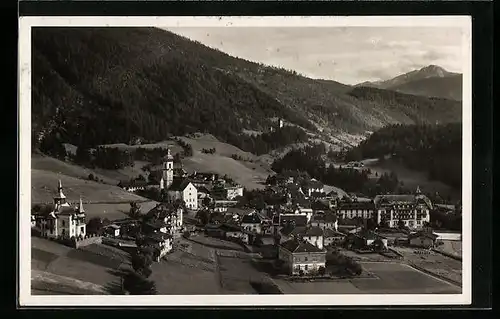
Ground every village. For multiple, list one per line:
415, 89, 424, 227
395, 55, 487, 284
30, 147, 463, 295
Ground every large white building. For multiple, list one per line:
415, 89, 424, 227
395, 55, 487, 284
167, 179, 198, 210
374, 187, 432, 229
34, 180, 87, 239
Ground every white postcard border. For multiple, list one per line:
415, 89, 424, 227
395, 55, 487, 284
18, 15, 472, 306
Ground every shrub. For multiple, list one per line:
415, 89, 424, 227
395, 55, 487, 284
318, 266, 326, 276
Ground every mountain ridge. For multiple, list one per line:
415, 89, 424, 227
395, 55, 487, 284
355, 65, 462, 101
32, 27, 462, 156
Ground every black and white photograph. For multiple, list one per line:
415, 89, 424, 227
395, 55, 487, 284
18, 16, 472, 306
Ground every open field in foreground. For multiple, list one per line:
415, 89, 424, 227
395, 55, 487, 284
392, 246, 462, 285
273, 262, 461, 294
31, 236, 130, 295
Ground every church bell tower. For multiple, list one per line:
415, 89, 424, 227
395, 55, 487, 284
162, 148, 174, 189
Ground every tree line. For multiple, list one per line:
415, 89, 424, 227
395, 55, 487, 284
344, 123, 462, 190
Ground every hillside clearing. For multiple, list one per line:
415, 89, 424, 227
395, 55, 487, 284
31, 169, 150, 204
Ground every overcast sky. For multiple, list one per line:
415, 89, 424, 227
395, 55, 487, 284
164, 27, 463, 85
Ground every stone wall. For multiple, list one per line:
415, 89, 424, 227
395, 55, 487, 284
74, 234, 102, 248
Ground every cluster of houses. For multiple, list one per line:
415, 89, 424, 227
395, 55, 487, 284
31, 180, 185, 262
198, 173, 445, 276
118, 148, 245, 212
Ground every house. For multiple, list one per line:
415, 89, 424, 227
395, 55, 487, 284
310, 212, 338, 230
118, 180, 147, 192
323, 228, 346, 247
289, 226, 324, 249
408, 231, 439, 248
276, 214, 308, 228
35, 181, 86, 239
143, 219, 170, 235
213, 199, 238, 212
104, 224, 121, 237
145, 203, 183, 233
278, 239, 327, 275
345, 230, 388, 250
220, 223, 250, 244
167, 179, 198, 210
240, 212, 265, 234
374, 187, 433, 229
225, 185, 244, 200
301, 179, 324, 197
336, 199, 375, 220
143, 233, 173, 261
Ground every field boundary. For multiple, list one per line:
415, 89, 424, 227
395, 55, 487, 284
432, 248, 462, 261
407, 262, 462, 288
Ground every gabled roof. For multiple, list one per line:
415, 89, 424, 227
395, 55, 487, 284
338, 200, 375, 210
241, 213, 262, 224
311, 212, 338, 223
280, 239, 325, 253
290, 226, 324, 237
323, 228, 346, 238
374, 194, 433, 209
302, 179, 324, 190
168, 178, 193, 192
279, 214, 308, 227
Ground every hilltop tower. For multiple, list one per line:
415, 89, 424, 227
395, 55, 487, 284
162, 148, 174, 189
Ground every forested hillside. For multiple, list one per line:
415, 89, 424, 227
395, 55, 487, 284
345, 123, 462, 190
32, 27, 463, 157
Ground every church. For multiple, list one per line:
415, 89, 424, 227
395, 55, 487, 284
34, 180, 87, 239
159, 149, 199, 211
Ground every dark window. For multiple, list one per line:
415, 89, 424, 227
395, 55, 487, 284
304, 256, 308, 261
62, 220, 65, 227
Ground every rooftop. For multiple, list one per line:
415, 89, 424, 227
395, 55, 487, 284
324, 228, 346, 238
290, 226, 324, 237
168, 178, 192, 192
280, 239, 325, 254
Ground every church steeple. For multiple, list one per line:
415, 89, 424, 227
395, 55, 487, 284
78, 196, 85, 213
54, 180, 70, 207
162, 148, 174, 189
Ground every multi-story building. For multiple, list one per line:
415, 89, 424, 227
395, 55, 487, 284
278, 238, 327, 275
34, 180, 86, 239
374, 187, 432, 229
336, 199, 376, 220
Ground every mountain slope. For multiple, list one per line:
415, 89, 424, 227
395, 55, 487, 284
32, 27, 462, 154
389, 74, 462, 101
355, 65, 462, 100
347, 87, 462, 124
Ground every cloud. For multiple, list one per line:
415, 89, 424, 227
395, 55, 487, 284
164, 27, 463, 85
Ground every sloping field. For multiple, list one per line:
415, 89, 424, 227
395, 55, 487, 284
32, 169, 148, 204
32, 154, 149, 185
31, 237, 129, 295
183, 153, 269, 190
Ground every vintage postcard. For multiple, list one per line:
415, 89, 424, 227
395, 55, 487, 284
18, 16, 472, 306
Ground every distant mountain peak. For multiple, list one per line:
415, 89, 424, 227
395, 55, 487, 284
416, 64, 449, 78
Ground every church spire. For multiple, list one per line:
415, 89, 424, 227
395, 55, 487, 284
416, 185, 421, 194
78, 196, 85, 213
57, 179, 66, 199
